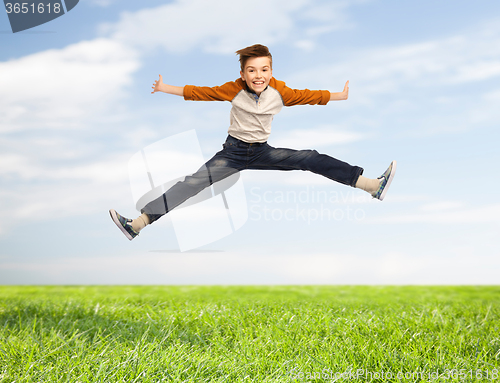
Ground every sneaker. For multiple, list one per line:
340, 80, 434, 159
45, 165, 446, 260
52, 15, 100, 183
372, 160, 397, 201
109, 209, 139, 240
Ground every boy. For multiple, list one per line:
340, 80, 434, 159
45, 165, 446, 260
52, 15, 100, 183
110, 44, 396, 240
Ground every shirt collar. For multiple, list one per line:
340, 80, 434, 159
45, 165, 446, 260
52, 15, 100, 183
245, 84, 268, 97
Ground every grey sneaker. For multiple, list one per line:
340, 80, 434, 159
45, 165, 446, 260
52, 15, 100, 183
372, 161, 397, 201
109, 209, 139, 240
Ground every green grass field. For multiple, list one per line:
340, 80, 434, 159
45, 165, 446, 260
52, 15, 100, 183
1, 286, 499, 382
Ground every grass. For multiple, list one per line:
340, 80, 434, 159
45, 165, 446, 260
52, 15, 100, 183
0, 286, 499, 382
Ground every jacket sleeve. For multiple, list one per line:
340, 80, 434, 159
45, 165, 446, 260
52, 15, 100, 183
272, 78, 330, 106
183, 79, 245, 102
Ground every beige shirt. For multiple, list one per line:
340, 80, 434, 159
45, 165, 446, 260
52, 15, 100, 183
184, 78, 330, 143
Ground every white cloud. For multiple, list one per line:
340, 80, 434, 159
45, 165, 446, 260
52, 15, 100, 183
420, 201, 464, 212
0, 152, 127, 183
0, 37, 143, 233
272, 125, 366, 148
102, 0, 357, 54
294, 40, 317, 52
0, 38, 140, 132
281, 19, 500, 139
89, 0, 117, 7
483, 89, 500, 102
0, 154, 131, 227
291, 21, 500, 95
370, 203, 500, 224
2, 249, 499, 284
299, 1, 355, 24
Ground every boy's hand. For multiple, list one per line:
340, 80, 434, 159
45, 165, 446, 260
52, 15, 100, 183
151, 74, 164, 94
341, 80, 349, 99
330, 80, 349, 101
151, 75, 185, 96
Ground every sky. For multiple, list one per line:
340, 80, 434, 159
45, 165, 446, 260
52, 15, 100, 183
1, 0, 499, 284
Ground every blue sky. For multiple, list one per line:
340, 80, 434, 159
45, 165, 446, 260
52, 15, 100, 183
1, 0, 499, 284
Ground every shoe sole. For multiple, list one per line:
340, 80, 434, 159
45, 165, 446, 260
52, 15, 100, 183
379, 160, 397, 201
109, 209, 134, 241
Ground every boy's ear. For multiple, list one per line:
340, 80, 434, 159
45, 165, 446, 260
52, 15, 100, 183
240, 70, 245, 82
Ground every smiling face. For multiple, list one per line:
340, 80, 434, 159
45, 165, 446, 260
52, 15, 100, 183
240, 56, 273, 96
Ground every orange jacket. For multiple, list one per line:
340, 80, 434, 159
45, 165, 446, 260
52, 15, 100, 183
183, 78, 330, 143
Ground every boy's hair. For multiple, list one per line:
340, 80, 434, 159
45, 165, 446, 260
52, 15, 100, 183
235, 44, 272, 72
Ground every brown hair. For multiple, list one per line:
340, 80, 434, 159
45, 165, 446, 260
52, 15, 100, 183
235, 44, 272, 72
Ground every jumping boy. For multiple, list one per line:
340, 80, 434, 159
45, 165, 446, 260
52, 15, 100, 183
110, 44, 396, 240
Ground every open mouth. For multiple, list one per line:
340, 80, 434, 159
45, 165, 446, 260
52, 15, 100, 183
253, 81, 264, 86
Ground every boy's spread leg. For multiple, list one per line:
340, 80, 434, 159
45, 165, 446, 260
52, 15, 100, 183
141, 165, 239, 223
246, 142, 363, 187
243, 139, 395, 200
114, 133, 396, 237
140, 138, 245, 224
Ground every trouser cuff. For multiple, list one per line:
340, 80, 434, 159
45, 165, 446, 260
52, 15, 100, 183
350, 166, 364, 187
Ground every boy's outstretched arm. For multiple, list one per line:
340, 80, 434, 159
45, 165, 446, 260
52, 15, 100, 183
151, 74, 184, 96
329, 80, 349, 101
